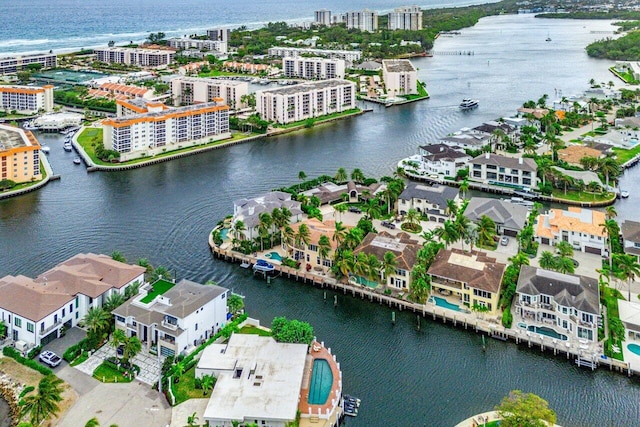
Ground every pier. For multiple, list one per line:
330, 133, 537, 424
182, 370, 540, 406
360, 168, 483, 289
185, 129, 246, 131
210, 243, 631, 376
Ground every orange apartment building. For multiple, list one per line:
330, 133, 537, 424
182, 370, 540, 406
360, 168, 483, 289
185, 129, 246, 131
0, 85, 54, 114
0, 124, 42, 183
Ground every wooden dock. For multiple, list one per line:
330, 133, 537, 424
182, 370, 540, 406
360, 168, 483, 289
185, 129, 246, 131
210, 243, 633, 376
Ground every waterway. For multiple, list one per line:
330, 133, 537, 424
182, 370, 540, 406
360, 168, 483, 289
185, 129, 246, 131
1, 15, 639, 426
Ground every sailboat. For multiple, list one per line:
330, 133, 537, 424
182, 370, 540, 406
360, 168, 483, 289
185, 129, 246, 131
546, 32, 552, 42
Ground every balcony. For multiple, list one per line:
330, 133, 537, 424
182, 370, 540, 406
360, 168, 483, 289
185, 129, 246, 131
159, 335, 176, 345
162, 320, 178, 331
40, 320, 63, 336
431, 279, 462, 291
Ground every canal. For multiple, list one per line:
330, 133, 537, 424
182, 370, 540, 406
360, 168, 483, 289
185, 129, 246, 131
2, 15, 639, 426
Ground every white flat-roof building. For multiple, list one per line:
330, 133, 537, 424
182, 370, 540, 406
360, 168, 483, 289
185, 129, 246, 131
95, 47, 175, 68
382, 59, 417, 97
0, 53, 57, 75
282, 57, 345, 80
33, 112, 83, 131
256, 79, 356, 124
0, 85, 54, 114
167, 37, 227, 54
268, 47, 362, 63
315, 9, 332, 26
388, 6, 423, 30
170, 76, 249, 109
102, 101, 230, 161
0, 253, 145, 348
198, 334, 308, 427
207, 28, 230, 42
346, 9, 378, 32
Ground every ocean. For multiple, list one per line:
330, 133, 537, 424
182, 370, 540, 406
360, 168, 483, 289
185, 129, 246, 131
1, 0, 499, 55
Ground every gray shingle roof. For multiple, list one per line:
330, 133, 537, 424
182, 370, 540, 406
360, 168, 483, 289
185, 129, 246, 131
398, 182, 459, 210
470, 153, 537, 172
463, 197, 529, 231
622, 220, 640, 243
419, 143, 470, 162
516, 265, 599, 315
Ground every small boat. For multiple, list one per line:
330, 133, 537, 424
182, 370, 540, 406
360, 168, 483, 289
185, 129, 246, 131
41, 146, 50, 154
459, 98, 478, 109
546, 37, 552, 42
63, 143, 72, 152
253, 259, 275, 273
620, 190, 629, 198
508, 196, 535, 207
73, 157, 82, 165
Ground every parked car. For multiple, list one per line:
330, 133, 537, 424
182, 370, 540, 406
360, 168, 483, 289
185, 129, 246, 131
500, 236, 509, 246
348, 206, 362, 214
39, 350, 62, 367
381, 221, 396, 229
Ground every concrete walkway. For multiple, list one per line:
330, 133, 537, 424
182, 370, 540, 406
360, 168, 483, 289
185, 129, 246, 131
170, 398, 209, 427
75, 343, 162, 385
455, 410, 563, 427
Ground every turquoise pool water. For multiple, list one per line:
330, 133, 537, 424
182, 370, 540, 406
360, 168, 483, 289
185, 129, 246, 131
517, 322, 527, 329
527, 325, 568, 341
430, 296, 462, 312
350, 275, 378, 288
627, 343, 640, 356
220, 228, 229, 240
265, 251, 283, 261
308, 359, 333, 405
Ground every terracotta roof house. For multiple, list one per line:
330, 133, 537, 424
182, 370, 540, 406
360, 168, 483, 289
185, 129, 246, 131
428, 249, 506, 314
557, 145, 605, 167
463, 197, 529, 237
353, 231, 420, 290
622, 220, 640, 258
515, 265, 600, 342
288, 218, 346, 269
0, 253, 145, 348
535, 207, 607, 255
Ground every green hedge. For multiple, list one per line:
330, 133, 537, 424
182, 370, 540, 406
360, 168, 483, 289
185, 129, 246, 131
2, 346, 53, 376
63, 337, 98, 362
502, 309, 513, 328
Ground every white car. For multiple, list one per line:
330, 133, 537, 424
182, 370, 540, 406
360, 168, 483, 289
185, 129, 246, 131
500, 236, 510, 246
39, 350, 62, 367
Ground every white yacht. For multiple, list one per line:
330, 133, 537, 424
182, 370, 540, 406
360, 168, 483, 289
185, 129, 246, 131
459, 98, 479, 109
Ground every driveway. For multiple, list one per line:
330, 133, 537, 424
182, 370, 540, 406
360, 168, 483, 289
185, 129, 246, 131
38, 327, 87, 372
58, 379, 171, 427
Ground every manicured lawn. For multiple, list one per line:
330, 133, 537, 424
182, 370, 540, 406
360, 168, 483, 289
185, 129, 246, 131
239, 325, 271, 336
601, 286, 625, 361
93, 362, 134, 383
141, 279, 175, 303
171, 366, 203, 404
612, 145, 640, 165
551, 189, 615, 203
275, 108, 361, 129
69, 352, 89, 367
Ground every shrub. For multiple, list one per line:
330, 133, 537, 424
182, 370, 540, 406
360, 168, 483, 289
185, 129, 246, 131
502, 309, 513, 328
27, 345, 42, 360
2, 347, 53, 376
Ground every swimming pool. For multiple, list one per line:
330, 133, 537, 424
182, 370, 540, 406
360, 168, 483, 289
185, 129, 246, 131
264, 251, 283, 262
350, 275, 378, 288
220, 228, 229, 240
430, 296, 462, 312
308, 359, 333, 405
517, 322, 527, 329
527, 325, 568, 341
627, 343, 640, 356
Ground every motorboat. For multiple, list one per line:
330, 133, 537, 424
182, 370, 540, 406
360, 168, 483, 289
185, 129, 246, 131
620, 189, 629, 198
459, 98, 479, 109
253, 259, 275, 273
41, 145, 50, 154
63, 142, 73, 152
508, 196, 535, 207
73, 157, 82, 165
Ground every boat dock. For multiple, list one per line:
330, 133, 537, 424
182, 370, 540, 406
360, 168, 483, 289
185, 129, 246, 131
210, 243, 631, 376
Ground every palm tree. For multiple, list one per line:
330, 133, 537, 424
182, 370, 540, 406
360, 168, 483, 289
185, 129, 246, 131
115, 331, 142, 367
282, 225, 295, 248
605, 205, 617, 221
381, 251, 397, 288
83, 307, 111, 341
476, 215, 496, 248
295, 223, 311, 249
539, 250, 557, 270
201, 375, 215, 396
334, 250, 355, 278
615, 253, 640, 301
351, 168, 365, 183
555, 241, 574, 258
334, 203, 348, 220
111, 329, 126, 356
334, 167, 348, 183
598, 157, 620, 188
257, 212, 273, 251
111, 251, 127, 263
464, 222, 479, 252
103, 292, 126, 312
364, 198, 381, 220
343, 228, 364, 250
406, 208, 420, 228
318, 235, 331, 267
556, 256, 575, 274
434, 220, 459, 249
136, 258, 154, 277
333, 221, 347, 248
171, 360, 186, 383
508, 252, 530, 269
459, 179, 469, 199
601, 218, 618, 276
85, 417, 101, 427
297, 171, 307, 192
453, 214, 471, 250
231, 220, 246, 241
20, 375, 64, 426
446, 199, 458, 218
187, 412, 199, 427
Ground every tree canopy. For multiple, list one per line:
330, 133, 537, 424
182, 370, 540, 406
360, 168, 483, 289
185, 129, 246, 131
495, 390, 557, 427
271, 317, 314, 345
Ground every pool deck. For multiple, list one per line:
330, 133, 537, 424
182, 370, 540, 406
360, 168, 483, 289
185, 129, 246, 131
298, 342, 343, 427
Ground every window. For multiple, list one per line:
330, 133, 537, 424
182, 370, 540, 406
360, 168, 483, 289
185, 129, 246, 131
116, 315, 125, 323
473, 289, 491, 299
195, 323, 198, 331
27, 323, 34, 333
14, 317, 21, 328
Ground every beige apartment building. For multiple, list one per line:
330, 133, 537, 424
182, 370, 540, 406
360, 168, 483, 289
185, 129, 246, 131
0, 85, 54, 114
0, 124, 42, 183
170, 76, 249, 109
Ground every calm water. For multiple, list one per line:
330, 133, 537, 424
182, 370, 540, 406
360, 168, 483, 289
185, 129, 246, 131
2, 15, 639, 426
1, 0, 498, 55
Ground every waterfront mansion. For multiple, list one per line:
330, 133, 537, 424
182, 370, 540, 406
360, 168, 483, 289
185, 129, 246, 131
515, 266, 600, 342
468, 153, 538, 190
535, 207, 607, 255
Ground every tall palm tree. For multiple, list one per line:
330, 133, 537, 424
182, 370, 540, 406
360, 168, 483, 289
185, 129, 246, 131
615, 253, 640, 301
333, 221, 347, 248
459, 179, 469, 199
343, 228, 364, 250
20, 375, 64, 426
295, 223, 311, 249
601, 218, 617, 276
598, 157, 620, 189
465, 222, 479, 252
381, 251, 397, 288
605, 205, 617, 221
121, 334, 142, 367
111, 251, 127, 263
555, 240, 574, 258
556, 256, 575, 274
103, 292, 126, 312
434, 220, 459, 249
406, 208, 420, 228
297, 170, 307, 192
318, 235, 331, 268
85, 417, 101, 427
365, 198, 381, 220
231, 220, 246, 241
334, 250, 355, 278
334, 203, 348, 220
508, 252, 530, 269
334, 167, 348, 183
446, 199, 458, 218
539, 250, 557, 270
351, 168, 365, 183
282, 225, 295, 248
257, 212, 273, 250
453, 214, 471, 250
83, 307, 111, 341
476, 215, 496, 248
